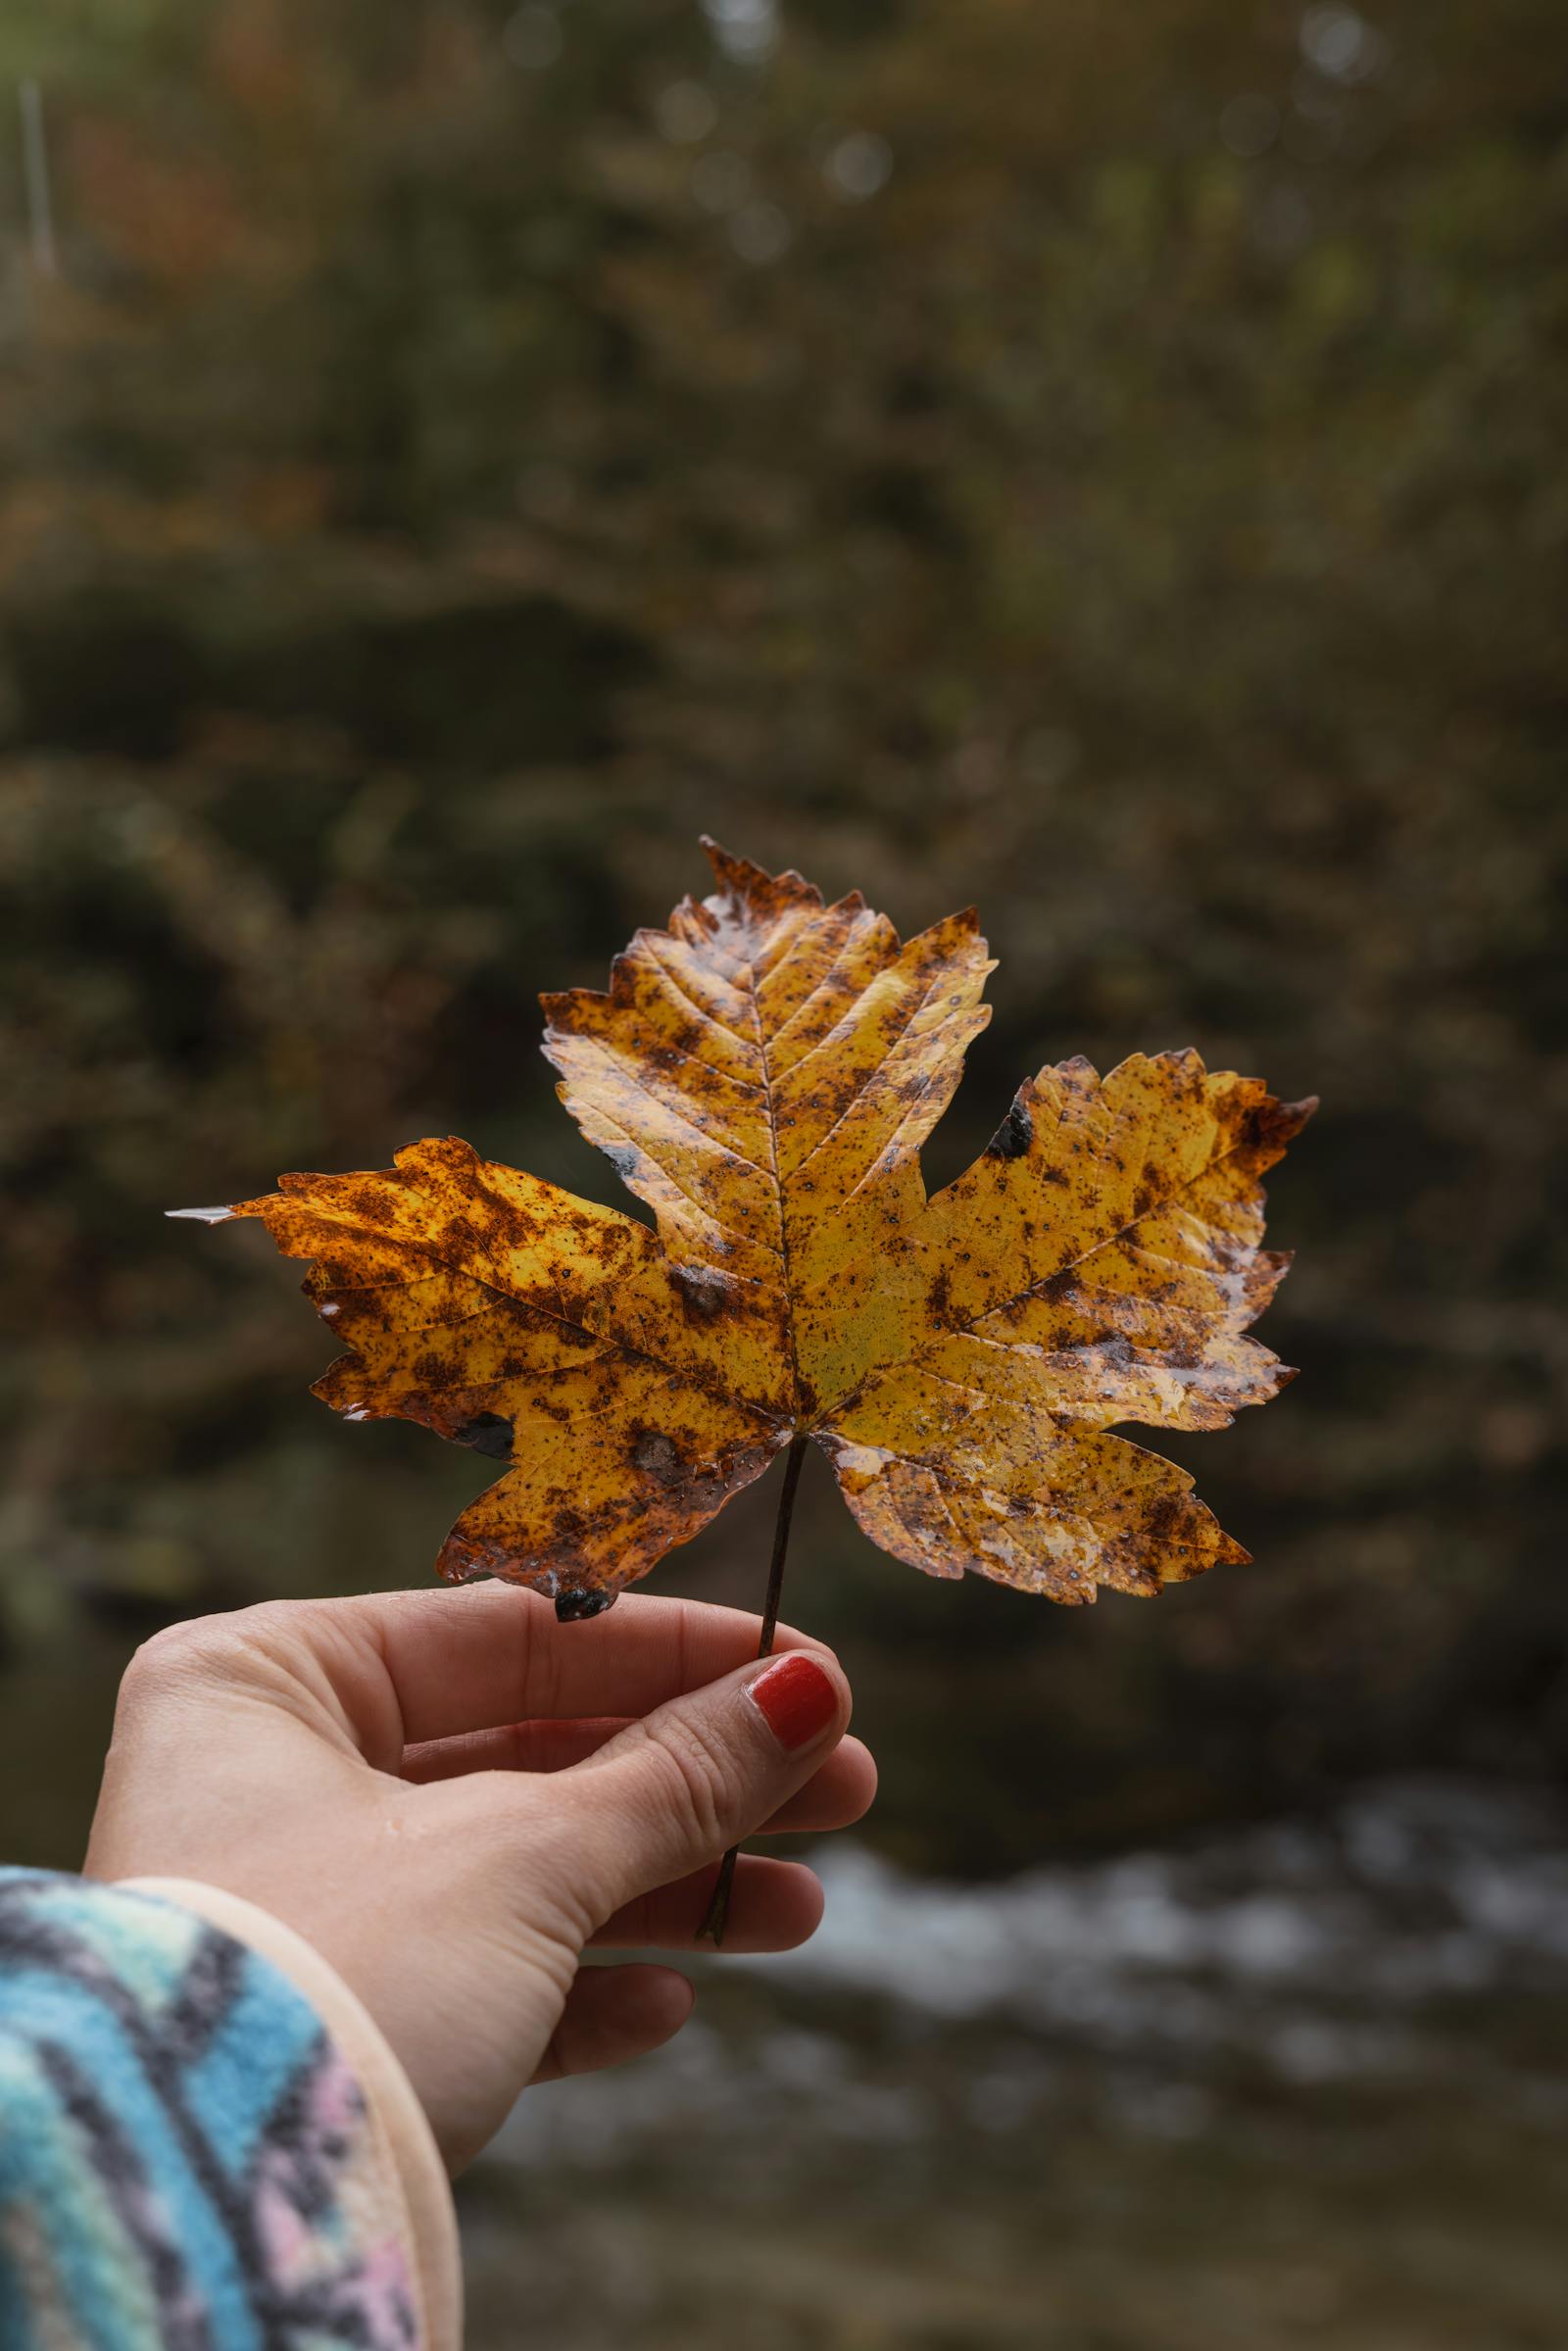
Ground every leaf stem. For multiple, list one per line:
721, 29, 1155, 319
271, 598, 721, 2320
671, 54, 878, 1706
698, 1434, 808, 1944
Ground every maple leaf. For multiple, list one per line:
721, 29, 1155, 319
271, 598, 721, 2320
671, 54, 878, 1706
175, 842, 1313, 1614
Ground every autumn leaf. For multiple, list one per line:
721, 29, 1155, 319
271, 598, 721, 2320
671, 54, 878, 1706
174, 841, 1313, 1614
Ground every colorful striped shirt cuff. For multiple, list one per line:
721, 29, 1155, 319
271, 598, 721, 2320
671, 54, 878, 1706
0, 1869, 460, 2350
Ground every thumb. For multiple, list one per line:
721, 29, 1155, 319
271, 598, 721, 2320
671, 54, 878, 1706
552, 1648, 851, 1920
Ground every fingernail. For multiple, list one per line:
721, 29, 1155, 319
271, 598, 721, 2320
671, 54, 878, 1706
748, 1652, 838, 1751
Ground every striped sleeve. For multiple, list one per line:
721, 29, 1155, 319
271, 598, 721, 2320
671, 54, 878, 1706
0, 1869, 455, 2350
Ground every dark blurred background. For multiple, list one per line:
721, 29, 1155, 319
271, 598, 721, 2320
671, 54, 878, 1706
2, 1, 1566, 2343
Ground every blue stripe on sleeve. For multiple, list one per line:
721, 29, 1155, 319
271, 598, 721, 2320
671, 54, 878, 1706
0, 2033, 154, 2351
0, 1968, 263, 2351
0, 2236, 38, 2351
183, 1955, 324, 2179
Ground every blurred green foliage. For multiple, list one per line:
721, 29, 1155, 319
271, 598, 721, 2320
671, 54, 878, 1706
1, 0, 1564, 1868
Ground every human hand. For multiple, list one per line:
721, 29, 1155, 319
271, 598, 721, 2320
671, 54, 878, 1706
84, 1586, 873, 2172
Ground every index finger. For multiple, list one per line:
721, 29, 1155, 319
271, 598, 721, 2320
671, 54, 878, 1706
309, 1584, 833, 1749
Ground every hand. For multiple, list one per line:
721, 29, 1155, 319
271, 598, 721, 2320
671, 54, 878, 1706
84, 1586, 873, 2172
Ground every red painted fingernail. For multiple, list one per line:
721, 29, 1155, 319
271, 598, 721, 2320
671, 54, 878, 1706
748, 1653, 839, 1751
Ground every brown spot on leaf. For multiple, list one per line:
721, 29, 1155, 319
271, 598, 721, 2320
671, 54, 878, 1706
673, 1264, 733, 1321
632, 1430, 681, 1483
453, 1412, 514, 1459
987, 1096, 1034, 1160
557, 1587, 618, 1622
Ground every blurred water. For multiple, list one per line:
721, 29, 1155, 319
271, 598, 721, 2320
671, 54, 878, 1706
464, 1780, 1568, 2349
499, 1777, 1568, 2164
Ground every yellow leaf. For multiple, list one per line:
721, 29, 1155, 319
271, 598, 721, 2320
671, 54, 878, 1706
225, 1137, 786, 1607
189, 844, 1313, 1609
540, 840, 995, 1416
